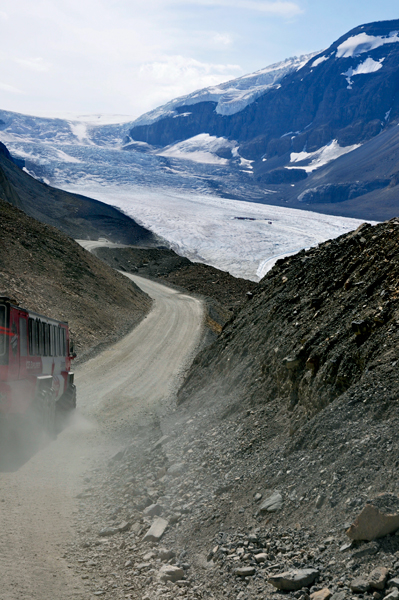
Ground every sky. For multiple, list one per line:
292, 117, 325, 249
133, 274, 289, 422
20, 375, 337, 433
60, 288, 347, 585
0, 1, 398, 120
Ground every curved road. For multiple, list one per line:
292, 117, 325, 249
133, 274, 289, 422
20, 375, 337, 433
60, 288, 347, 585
0, 274, 204, 600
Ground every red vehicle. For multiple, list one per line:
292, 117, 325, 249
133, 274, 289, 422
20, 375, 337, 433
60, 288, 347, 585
0, 296, 76, 435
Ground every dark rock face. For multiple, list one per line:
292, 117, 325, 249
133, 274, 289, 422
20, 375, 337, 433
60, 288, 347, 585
298, 180, 390, 203
129, 19, 399, 162
0, 141, 24, 168
259, 168, 307, 184
130, 103, 224, 147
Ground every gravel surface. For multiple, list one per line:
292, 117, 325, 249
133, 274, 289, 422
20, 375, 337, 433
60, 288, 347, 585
0, 275, 204, 600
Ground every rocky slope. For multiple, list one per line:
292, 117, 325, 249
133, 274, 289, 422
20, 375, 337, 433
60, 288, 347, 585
63, 218, 399, 600
178, 219, 399, 422
0, 141, 159, 245
0, 197, 151, 360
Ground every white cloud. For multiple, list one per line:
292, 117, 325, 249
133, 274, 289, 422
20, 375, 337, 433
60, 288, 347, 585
178, 0, 303, 17
15, 57, 52, 72
139, 55, 241, 84
212, 33, 234, 48
0, 0, 306, 116
0, 11, 8, 20
0, 82, 23, 94
134, 56, 242, 113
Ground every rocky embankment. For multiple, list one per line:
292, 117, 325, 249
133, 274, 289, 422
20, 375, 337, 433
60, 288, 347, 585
0, 197, 151, 360
66, 219, 399, 600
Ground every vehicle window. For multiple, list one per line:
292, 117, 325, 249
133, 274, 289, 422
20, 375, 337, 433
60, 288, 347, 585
61, 328, 66, 356
28, 318, 38, 355
38, 320, 44, 356
53, 325, 58, 356
44, 323, 50, 357
0, 305, 6, 356
50, 325, 54, 357
19, 318, 27, 357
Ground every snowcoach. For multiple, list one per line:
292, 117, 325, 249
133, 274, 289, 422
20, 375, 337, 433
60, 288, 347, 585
0, 296, 76, 435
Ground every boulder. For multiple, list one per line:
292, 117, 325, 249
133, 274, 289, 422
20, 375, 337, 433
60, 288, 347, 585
268, 569, 319, 591
259, 492, 283, 513
350, 578, 370, 593
159, 565, 184, 582
347, 503, 399, 541
142, 518, 168, 542
368, 567, 389, 590
310, 589, 332, 600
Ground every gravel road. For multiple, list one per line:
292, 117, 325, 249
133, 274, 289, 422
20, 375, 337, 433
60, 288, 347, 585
0, 274, 204, 600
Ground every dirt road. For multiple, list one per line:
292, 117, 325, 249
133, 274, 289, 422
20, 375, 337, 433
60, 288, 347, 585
0, 275, 204, 600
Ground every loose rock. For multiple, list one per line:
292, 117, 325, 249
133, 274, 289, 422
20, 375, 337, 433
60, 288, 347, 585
259, 491, 283, 513
234, 567, 256, 578
347, 502, 399, 541
159, 565, 185, 582
143, 518, 169, 542
368, 567, 389, 590
310, 589, 332, 600
268, 569, 319, 591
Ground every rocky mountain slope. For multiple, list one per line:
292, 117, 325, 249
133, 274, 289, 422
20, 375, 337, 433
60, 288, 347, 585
178, 219, 399, 422
0, 141, 159, 245
63, 219, 399, 600
0, 196, 151, 360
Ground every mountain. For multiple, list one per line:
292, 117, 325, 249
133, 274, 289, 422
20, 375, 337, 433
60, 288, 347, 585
128, 19, 399, 220
129, 20, 399, 160
131, 54, 316, 128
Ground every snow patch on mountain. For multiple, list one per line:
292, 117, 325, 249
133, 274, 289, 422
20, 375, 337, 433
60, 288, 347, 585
288, 140, 361, 172
342, 57, 385, 88
336, 31, 399, 59
157, 134, 236, 165
131, 53, 318, 127
311, 55, 329, 67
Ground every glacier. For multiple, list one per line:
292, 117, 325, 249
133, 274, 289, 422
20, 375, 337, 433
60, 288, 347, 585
0, 103, 369, 282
